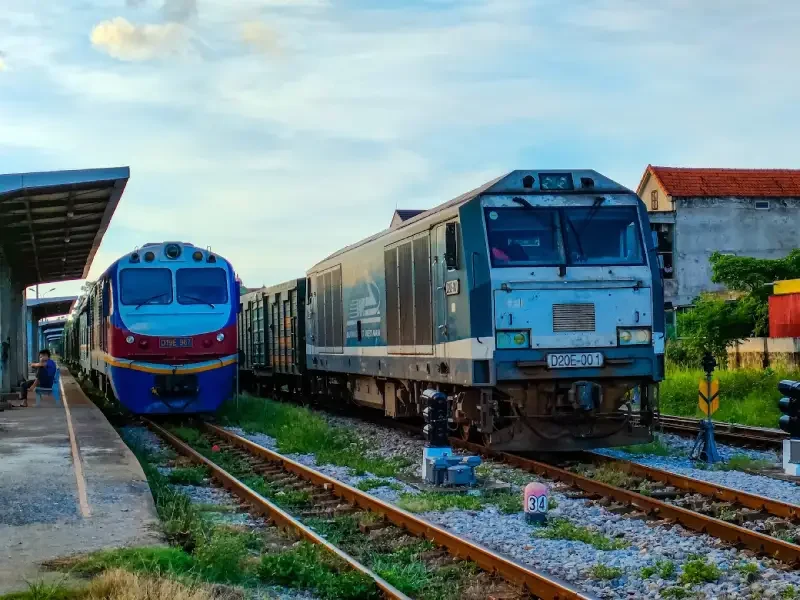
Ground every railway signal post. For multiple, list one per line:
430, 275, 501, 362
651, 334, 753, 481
778, 380, 800, 475
690, 352, 722, 464
421, 389, 481, 486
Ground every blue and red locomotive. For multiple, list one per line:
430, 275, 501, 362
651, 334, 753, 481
64, 242, 238, 414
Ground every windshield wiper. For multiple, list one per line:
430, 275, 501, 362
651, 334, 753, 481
576, 196, 606, 237
179, 294, 215, 308
135, 293, 169, 310
512, 196, 533, 209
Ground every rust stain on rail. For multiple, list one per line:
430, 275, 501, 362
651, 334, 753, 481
451, 439, 800, 565
205, 423, 594, 600
144, 420, 412, 600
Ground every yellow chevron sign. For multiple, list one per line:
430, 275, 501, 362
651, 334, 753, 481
698, 378, 720, 416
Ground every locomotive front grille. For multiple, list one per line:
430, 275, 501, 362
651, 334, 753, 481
552, 303, 596, 332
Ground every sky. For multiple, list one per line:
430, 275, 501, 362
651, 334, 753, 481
2, 0, 800, 303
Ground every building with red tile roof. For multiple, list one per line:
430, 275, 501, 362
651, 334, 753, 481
637, 165, 800, 312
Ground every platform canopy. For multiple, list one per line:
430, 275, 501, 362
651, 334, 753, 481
27, 296, 78, 320
0, 167, 129, 287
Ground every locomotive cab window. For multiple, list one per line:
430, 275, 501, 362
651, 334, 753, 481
485, 208, 564, 266
120, 268, 173, 306
177, 268, 229, 306
562, 206, 644, 266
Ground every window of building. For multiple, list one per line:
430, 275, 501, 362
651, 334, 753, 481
755, 200, 770, 210
650, 190, 658, 211
650, 223, 674, 280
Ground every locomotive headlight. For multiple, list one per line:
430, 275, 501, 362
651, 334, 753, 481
617, 327, 651, 346
126, 335, 135, 344
496, 330, 531, 349
216, 333, 225, 342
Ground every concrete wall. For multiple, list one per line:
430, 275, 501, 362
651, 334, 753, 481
728, 337, 800, 370
671, 196, 800, 307
0, 249, 29, 394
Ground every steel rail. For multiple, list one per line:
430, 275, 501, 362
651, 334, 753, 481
204, 423, 595, 600
144, 419, 412, 600
451, 439, 800, 565
587, 452, 800, 520
657, 415, 786, 449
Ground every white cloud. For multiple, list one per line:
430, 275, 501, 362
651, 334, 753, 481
240, 21, 280, 54
0, 54, 6, 71
7, 0, 800, 290
90, 17, 193, 61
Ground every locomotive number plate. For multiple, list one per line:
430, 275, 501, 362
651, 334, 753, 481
546, 352, 603, 369
159, 337, 193, 349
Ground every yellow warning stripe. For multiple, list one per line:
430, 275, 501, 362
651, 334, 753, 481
61, 374, 92, 518
103, 353, 237, 375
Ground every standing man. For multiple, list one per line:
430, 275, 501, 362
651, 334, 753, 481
19, 349, 57, 407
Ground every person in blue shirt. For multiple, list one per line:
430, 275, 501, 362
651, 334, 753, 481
19, 349, 57, 407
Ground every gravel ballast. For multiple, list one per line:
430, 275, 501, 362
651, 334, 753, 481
595, 433, 800, 506
226, 411, 800, 599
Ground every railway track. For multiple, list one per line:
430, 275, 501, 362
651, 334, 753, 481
144, 418, 596, 600
656, 414, 787, 450
307, 405, 800, 564
450, 438, 800, 565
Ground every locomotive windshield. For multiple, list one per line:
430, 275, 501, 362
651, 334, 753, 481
176, 268, 229, 306
119, 268, 173, 305
485, 206, 644, 267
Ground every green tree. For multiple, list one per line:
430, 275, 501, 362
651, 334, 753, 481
676, 293, 753, 365
710, 250, 800, 336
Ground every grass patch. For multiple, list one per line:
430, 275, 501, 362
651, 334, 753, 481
218, 395, 411, 477
307, 516, 476, 600
193, 527, 250, 584
533, 518, 628, 551
640, 559, 676, 579
584, 464, 634, 488
620, 434, 681, 457
714, 454, 775, 472
0, 580, 83, 600
257, 542, 380, 600
660, 587, 691, 599
63, 547, 195, 579
783, 585, 798, 599
660, 367, 798, 427
167, 467, 208, 486
589, 564, 623, 580
193, 503, 236, 513
396, 492, 483, 513
733, 561, 760, 582
678, 556, 721, 585
356, 478, 403, 492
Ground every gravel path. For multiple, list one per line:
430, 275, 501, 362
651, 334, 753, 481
595, 433, 800, 507
226, 414, 800, 599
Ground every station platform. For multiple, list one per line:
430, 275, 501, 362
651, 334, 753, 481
0, 368, 162, 593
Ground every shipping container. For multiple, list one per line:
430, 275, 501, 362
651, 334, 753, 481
769, 293, 800, 337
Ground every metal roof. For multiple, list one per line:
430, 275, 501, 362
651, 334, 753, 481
0, 167, 129, 286
27, 296, 78, 320
312, 169, 629, 268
